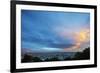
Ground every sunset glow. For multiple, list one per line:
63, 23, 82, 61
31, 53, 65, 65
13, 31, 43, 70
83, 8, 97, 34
63, 29, 90, 52
21, 10, 90, 52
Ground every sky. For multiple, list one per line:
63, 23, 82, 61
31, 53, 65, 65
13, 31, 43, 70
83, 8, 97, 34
21, 10, 90, 52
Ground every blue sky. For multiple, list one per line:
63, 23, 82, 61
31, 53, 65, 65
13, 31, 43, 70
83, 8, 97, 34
21, 10, 90, 52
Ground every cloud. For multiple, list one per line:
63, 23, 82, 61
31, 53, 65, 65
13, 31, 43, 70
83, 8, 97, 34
64, 29, 90, 52
47, 43, 75, 48
21, 10, 90, 52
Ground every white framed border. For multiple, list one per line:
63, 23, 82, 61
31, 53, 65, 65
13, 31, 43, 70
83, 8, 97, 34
16, 4, 95, 69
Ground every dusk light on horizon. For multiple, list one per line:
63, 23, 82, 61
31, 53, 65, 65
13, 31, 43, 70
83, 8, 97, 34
21, 10, 90, 52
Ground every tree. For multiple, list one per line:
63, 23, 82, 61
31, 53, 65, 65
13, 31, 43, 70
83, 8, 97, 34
73, 47, 90, 60
22, 54, 33, 62
64, 57, 72, 60
32, 57, 43, 62
44, 57, 60, 61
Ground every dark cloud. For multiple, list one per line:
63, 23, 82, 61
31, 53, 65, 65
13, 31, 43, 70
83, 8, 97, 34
21, 10, 90, 52
47, 43, 75, 48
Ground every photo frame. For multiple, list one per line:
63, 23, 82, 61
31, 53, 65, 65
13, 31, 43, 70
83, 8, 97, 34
11, 0, 97, 72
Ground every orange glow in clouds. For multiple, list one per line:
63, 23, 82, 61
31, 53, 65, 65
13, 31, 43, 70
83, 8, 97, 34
73, 29, 90, 49
64, 29, 90, 51
75, 30, 90, 42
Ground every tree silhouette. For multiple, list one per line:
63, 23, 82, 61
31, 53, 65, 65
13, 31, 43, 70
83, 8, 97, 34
73, 47, 90, 60
32, 57, 43, 62
64, 57, 72, 60
44, 57, 60, 61
22, 54, 33, 62
45, 58, 50, 61
22, 47, 90, 63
